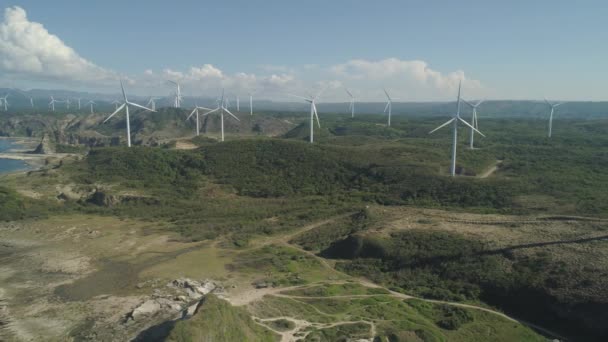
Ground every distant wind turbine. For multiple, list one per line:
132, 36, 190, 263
187, 103, 213, 136
167, 80, 182, 108
429, 81, 485, 177
383, 88, 393, 126
102, 81, 155, 147
345, 88, 355, 117
76, 98, 82, 110
146, 97, 160, 111
289, 88, 325, 144
199, 89, 240, 142
65, 98, 71, 110
544, 99, 566, 138
0, 94, 8, 111
236, 95, 240, 112
111, 100, 120, 110
85, 100, 96, 114
462, 99, 484, 149
48, 96, 58, 112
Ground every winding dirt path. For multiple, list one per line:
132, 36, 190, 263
235, 212, 566, 342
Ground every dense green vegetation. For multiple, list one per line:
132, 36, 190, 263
0, 186, 51, 221
323, 229, 608, 341
166, 295, 277, 342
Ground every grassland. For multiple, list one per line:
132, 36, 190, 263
1, 111, 607, 341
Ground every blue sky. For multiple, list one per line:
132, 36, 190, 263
1, 1, 607, 101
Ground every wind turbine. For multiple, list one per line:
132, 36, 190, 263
65, 98, 71, 110
76, 98, 82, 110
187, 103, 213, 136
289, 88, 324, 144
544, 99, 566, 138
383, 88, 393, 126
167, 80, 182, 108
111, 100, 120, 110
345, 88, 355, 117
199, 89, 240, 142
0, 94, 8, 111
48, 96, 58, 112
146, 97, 160, 111
85, 100, 96, 114
248, 91, 255, 115
462, 99, 484, 149
102, 81, 155, 147
429, 81, 485, 177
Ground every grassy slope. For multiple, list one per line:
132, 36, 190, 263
166, 295, 277, 342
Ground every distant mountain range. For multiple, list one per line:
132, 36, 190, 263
1, 88, 607, 119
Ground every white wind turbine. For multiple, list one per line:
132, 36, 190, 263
429, 81, 485, 177
345, 88, 355, 117
236, 95, 240, 112
102, 81, 155, 147
167, 80, 182, 108
76, 98, 82, 110
85, 100, 96, 114
146, 97, 160, 111
248, 91, 255, 115
187, 103, 213, 136
462, 99, 484, 149
199, 89, 240, 142
48, 96, 58, 112
383, 88, 394, 126
1, 94, 8, 111
65, 98, 71, 110
289, 88, 324, 144
544, 99, 566, 138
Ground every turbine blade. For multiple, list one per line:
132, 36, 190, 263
127, 101, 155, 112
223, 107, 240, 121
120, 80, 127, 102
287, 93, 311, 101
197, 106, 213, 111
187, 108, 197, 120
476, 99, 485, 107
461, 98, 474, 108
458, 117, 485, 137
384, 101, 390, 113
345, 88, 353, 97
103, 103, 125, 123
428, 118, 455, 134
313, 104, 321, 128
554, 102, 566, 107
202, 107, 220, 116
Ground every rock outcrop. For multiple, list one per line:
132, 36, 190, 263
32, 134, 54, 154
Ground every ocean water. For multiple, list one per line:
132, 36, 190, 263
0, 139, 30, 174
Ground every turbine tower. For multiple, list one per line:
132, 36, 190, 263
544, 99, 565, 138
429, 81, 485, 177
249, 91, 255, 115
65, 98, 71, 110
236, 95, 240, 112
383, 88, 393, 126
289, 88, 324, 144
345, 88, 355, 117
462, 99, 484, 149
187, 104, 213, 136
167, 80, 182, 108
85, 100, 96, 114
102, 81, 155, 147
198, 89, 240, 142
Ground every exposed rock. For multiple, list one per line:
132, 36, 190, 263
32, 133, 54, 154
130, 300, 161, 321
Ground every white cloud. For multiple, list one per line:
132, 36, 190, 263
0, 6, 117, 82
330, 58, 481, 94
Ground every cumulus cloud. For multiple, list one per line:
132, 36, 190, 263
330, 58, 481, 93
0, 6, 117, 82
